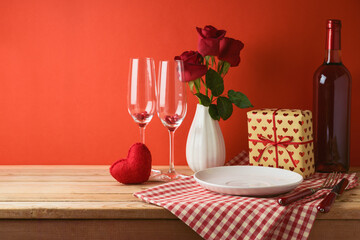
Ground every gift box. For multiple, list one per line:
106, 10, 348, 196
247, 108, 315, 178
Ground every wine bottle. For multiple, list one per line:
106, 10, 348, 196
313, 19, 352, 172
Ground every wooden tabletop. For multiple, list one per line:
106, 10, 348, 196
0, 165, 359, 240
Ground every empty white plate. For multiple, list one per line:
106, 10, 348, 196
194, 166, 303, 196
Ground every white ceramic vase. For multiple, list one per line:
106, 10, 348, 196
186, 104, 226, 172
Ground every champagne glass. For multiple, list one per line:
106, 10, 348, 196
128, 57, 160, 175
156, 60, 187, 181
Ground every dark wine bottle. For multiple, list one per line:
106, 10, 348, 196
313, 19, 352, 172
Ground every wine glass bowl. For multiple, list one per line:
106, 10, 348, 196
156, 60, 187, 181
132, 111, 152, 128
161, 114, 183, 131
128, 57, 156, 143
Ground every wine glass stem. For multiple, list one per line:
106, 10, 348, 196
168, 130, 175, 173
139, 126, 146, 144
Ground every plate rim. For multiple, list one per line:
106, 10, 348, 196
193, 165, 303, 190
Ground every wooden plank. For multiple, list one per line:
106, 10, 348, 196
0, 165, 193, 176
0, 219, 358, 240
0, 202, 175, 219
309, 220, 360, 239
314, 201, 360, 220
0, 175, 115, 182
0, 219, 203, 240
0, 181, 165, 194
0, 201, 359, 220
0, 193, 137, 202
0, 189, 358, 203
0, 165, 358, 223
0, 173, 193, 182
0, 182, 358, 202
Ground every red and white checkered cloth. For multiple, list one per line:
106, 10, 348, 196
134, 151, 358, 240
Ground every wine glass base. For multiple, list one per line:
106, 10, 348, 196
148, 169, 162, 181
151, 170, 187, 182
151, 169, 161, 175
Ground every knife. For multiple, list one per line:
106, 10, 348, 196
317, 178, 349, 213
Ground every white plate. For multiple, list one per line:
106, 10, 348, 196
194, 166, 303, 196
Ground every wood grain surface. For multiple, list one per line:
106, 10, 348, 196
0, 166, 358, 239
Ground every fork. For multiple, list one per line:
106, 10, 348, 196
277, 172, 340, 206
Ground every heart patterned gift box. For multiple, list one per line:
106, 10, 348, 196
247, 108, 315, 178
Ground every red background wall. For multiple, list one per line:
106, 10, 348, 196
0, 0, 359, 166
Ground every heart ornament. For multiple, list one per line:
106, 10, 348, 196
110, 143, 152, 184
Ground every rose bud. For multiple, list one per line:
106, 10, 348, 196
196, 25, 226, 57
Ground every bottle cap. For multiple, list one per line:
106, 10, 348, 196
327, 19, 341, 30
326, 19, 341, 50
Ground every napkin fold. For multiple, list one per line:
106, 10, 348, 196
134, 151, 358, 240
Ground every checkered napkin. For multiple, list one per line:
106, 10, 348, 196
134, 151, 358, 240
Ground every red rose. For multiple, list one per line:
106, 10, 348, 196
219, 37, 244, 67
196, 25, 226, 57
175, 51, 208, 82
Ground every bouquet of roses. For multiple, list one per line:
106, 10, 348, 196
176, 25, 253, 121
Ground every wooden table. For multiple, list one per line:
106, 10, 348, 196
0, 166, 358, 240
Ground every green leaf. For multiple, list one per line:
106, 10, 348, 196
228, 90, 253, 108
194, 78, 201, 91
219, 61, 231, 76
217, 96, 233, 120
195, 93, 211, 106
188, 81, 194, 91
206, 69, 224, 97
209, 104, 220, 121
217, 61, 222, 72
211, 56, 216, 67
204, 56, 211, 67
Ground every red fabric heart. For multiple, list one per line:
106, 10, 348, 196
110, 143, 152, 184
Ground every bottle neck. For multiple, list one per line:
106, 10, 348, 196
325, 50, 342, 64
325, 22, 342, 64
